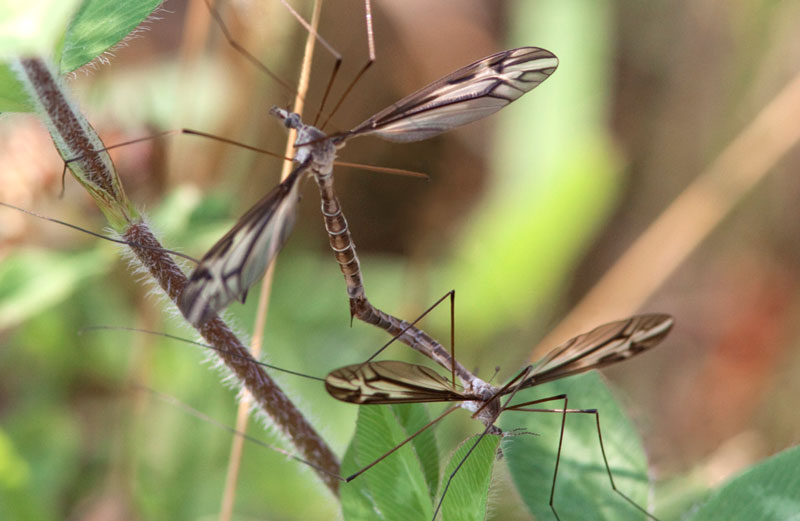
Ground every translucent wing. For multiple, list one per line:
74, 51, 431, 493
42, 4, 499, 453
178, 166, 307, 326
344, 47, 558, 143
325, 361, 465, 404
521, 314, 674, 388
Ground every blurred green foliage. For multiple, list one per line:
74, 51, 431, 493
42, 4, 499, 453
439, 434, 499, 521
1, 1, 798, 521
447, 0, 621, 341
341, 404, 438, 521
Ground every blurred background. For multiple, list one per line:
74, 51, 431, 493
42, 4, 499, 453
1, 0, 800, 519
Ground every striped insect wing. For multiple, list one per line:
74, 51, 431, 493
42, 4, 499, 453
325, 361, 463, 404
346, 47, 558, 143
522, 314, 675, 387
178, 169, 306, 326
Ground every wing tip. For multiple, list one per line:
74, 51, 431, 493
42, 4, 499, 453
630, 313, 675, 350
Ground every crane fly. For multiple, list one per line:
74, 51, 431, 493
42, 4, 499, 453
178, 47, 558, 326
325, 314, 674, 521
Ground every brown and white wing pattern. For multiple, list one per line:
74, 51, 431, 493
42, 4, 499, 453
521, 314, 674, 388
178, 166, 307, 326
325, 361, 465, 405
345, 47, 558, 143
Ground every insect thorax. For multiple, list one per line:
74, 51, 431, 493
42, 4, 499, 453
461, 378, 503, 427
270, 107, 337, 178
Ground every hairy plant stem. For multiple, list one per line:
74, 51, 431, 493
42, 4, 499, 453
125, 223, 340, 492
14, 56, 340, 494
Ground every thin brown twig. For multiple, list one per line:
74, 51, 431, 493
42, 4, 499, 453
219, 1, 327, 518
531, 70, 800, 357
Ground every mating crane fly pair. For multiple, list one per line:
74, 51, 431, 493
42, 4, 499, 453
167, 26, 672, 519
177, 47, 559, 326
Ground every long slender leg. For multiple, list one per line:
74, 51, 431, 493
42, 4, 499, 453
361, 290, 455, 365
0, 201, 198, 263
139, 385, 343, 479
206, 0, 373, 131
60, 128, 424, 180
345, 405, 460, 482
278, 0, 342, 124
201, 0, 296, 96
505, 398, 660, 521
432, 421, 500, 520
82, 325, 328, 383
61, 129, 292, 169
317, 0, 376, 129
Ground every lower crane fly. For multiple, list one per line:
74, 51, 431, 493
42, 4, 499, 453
325, 313, 674, 521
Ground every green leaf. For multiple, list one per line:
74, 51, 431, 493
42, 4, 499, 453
687, 445, 800, 521
340, 404, 435, 521
503, 372, 654, 521
59, 0, 163, 72
0, 0, 162, 113
440, 434, 500, 521
393, 401, 441, 499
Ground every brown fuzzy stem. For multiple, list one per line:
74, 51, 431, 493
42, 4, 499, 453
123, 222, 341, 493
16, 57, 340, 495
16, 58, 134, 228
